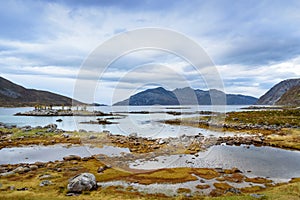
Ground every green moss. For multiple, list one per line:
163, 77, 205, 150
245, 177, 272, 184
213, 182, 233, 190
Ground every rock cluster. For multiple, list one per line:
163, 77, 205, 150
109, 134, 163, 153
0, 163, 40, 177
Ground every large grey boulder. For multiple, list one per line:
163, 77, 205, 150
67, 173, 97, 193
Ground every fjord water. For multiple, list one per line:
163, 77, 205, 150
0, 105, 243, 138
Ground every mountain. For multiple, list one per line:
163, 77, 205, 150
114, 87, 179, 106
275, 86, 300, 106
256, 78, 300, 105
0, 76, 82, 107
113, 87, 258, 106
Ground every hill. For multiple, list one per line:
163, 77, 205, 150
256, 78, 300, 105
113, 87, 258, 106
0, 76, 81, 107
275, 86, 300, 106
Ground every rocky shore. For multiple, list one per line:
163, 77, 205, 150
14, 109, 118, 116
0, 121, 298, 153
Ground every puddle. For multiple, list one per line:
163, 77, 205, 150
99, 173, 264, 196
0, 145, 130, 165
130, 145, 300, 180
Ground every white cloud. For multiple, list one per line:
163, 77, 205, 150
1, 1, 300, 104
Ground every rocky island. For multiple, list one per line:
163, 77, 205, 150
14, 108, 117, 117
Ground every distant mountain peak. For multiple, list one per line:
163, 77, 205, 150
114, 86, 257, 106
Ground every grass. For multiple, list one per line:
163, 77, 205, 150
1, 168, 300, 200
265, 129, 300, 149
226, 109, 300, 126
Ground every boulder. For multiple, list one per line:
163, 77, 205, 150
67, 173, 97, 193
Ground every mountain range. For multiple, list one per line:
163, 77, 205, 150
0, 76, 81, 107
113, 87, 258, 106
1, 76, 299, 107
256, 78, 300, 106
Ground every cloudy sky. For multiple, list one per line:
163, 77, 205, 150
1, 0, 300, 104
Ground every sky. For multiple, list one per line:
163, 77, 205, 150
1, 0, 300, 104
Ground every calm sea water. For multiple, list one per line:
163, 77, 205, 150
131, 145, 300, 180
0, 105, 244, 138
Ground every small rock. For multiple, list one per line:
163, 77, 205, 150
0, 171, 16, 177
66, 192, 80, 196
17, 187, 28, 191
82, 157, 91, 161
67, 173, 97, 193
79, 129, 87, 133
29, 165, 38, 171
158, 140, 165, 145
54, 129, 64, 133
44, 124, 57, 130
89, 135, 97, 139
232, 167, 242, 173
40, 180, 53, 187
34, 162, 45, 168
225, 188, 241, 194
63, 155, 81, 161
71, 161, 78, 165
39, 174, 53, 180
56, 119, 63, 122
250, 194, 266, 199
35, 132, 45, 136
129, 132, 138, 138
44, 124, 58, 132
9, 186, 15, 191
96, 182, 102, 187
185, 193, 192, 197
13, 166, 30, 174
0, 167, 7, 173
21, 126, 32, 132
62, 133, 70, 138
97, 166, 107, 173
